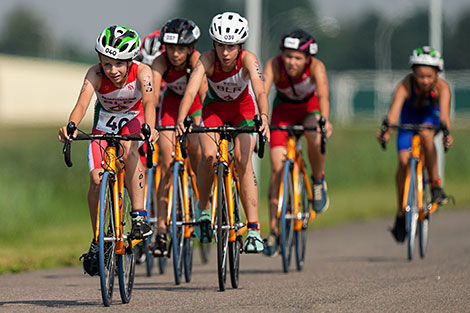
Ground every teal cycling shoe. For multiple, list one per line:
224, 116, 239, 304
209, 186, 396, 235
262, 232, 279, 257
312, 178, 330, 213
194, 202, 212, 243
244, 230, 264, 253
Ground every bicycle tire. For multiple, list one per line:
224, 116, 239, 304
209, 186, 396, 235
295, 173, 309, 271
407, 159, 419, 261
117, 187, 136, 304
170, 163, 185, 285
143, 166, 157, 277
98, 171, 116, 307
183, 175, 196, 283
419, 170, 430, 258
199, 243, 211, 264
229, 176, 241, 288
158, 257, 167, 274
280, 161, 294, 273
216, 163, 229, 291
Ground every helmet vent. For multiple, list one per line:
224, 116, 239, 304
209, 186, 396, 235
228, 14, 233, 20
218, 26, 222, 35
120, 43, 128, 52
226, 27, 230, 33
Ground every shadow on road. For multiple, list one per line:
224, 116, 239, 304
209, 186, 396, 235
326, 256, 408, 263
0, 300, 97, 308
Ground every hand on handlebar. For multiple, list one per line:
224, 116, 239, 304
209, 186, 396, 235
443, 133, 453, 149
58, 122, 77, 143
325, 120, 333, 138
260, 114, 270, 142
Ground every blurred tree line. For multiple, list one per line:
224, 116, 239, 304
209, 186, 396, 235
1, 1, 469, 70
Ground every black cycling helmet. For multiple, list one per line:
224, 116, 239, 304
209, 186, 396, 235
160, 18, 200, 46
280, 29, 318, 56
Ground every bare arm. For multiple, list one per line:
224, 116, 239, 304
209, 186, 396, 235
242, 51, 270, 140
311, 59, 330, 120
438, 78, 451, 130
310, 58, 333, 137
377, 78, 408, 143
191, 51, 208, 104
58, 65, 100, 142
137, 63, 158, 143
263, 57, 276, 97
150, 55, 166, 114
437, 78, 453, 147
176, 52, 213, 135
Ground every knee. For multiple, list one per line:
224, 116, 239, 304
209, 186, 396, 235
234, 156, 251, 175
89, 173, 102, 192
201, 152, 216, 168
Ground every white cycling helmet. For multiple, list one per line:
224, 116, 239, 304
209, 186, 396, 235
209, 12, 249, 45
409, 46, 444, 71
140, 30, 163, 66
96, 25, 140, 60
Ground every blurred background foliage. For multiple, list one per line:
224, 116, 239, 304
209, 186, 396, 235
1, 1, 469, 69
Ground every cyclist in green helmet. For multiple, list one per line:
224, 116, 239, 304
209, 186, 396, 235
58, 25, 159, 276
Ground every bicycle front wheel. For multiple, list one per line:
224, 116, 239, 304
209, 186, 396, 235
229, 175, 241, 288
98, 171, 116, 307
143, 166, 157, 277
183, 174, 196, 283
170, 163, 185, 285
419, 170, 430, 258
295, 173, 309, 271
280, 161, 294, 273
216, 163, 229, 291
407, 160, 419, 261
117, 187, 136, 304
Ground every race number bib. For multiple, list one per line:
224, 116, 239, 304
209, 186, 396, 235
96, 110, 139, 134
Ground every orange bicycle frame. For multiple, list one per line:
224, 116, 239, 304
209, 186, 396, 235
402, 135, 438, 221
166, 137, 199, 238
277, 136, 315, 228
210, 137, 243, 242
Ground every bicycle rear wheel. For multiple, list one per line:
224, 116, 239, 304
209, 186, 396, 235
117, 187, 136, 304
199, 242, 211, 264
295, 173, 309, 271
229, 175, 241, 288
170, 163, 185, 285
183, 174, 196, 283
216, 163, 229, 291
280, 161, 294, 273
98, 171, 116, 307
158, 257, 167, 274
407, 160, 419, 261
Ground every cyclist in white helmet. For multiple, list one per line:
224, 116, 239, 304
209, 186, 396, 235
137, 29, 164, 66
176, 12, 270, 253
58, 25, 158, 276
377, 46, 453, 243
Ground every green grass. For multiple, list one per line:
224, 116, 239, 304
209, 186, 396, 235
1, 122, 469, 274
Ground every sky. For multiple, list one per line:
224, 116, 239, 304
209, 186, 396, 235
0, 0, 469, 48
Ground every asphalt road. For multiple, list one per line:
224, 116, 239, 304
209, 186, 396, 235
1, 209, 469, 312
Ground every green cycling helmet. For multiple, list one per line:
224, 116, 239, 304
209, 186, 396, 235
95, 25, 140, 60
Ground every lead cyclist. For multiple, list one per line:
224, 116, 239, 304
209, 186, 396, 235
58, 25, 158, 276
